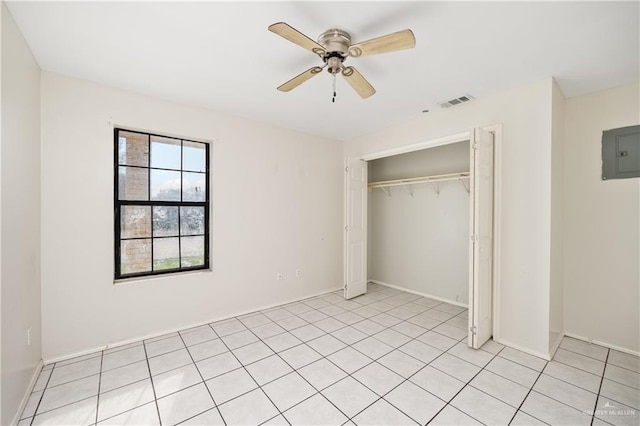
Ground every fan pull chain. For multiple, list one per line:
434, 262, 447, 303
332, 74, 337, 103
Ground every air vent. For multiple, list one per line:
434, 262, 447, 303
439, 94, 475, 108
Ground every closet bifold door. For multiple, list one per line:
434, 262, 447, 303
344, 157, 367, 299
468, 128, 495, 349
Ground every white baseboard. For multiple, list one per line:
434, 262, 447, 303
369, 280, 640, 361
563, 332, 640, 357
549, 331, 564, 359
11, 359, 43, 426
369, 279, 469, 308
492, 337, 553, 361
44, 286, 343, 365
493, 331, 640, 363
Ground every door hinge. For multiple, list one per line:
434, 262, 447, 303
345, 166, 349, 173
344, 283, 348, 290
472, 142, 478, 150
345, 225, 349, 232
470, 234, 478, 242
470, 326, 477, 335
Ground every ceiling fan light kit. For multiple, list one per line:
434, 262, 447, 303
268, 22, 416, 100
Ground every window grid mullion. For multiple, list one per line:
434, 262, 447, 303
148, 135, 154, 272
117, 200, 206, 207
178, 140, 183, 268
117, 164, 205, 174
121, 233, 205, 241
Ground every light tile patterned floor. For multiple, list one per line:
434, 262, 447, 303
19, 283, 640, 425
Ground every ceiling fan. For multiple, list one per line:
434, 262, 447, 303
268, 22, 416, 99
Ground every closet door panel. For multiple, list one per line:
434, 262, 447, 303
469, 128, 494, 349
345, 158, 368, 299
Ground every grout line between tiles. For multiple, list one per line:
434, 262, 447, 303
538, 357, 613, 421
99, 376, 148, 396
173, 408, 220, 426
25, 293, 440, 424
509, 408, 550, 426
36, 371, 101, 392
50, 352, 102, 368
225, 290, 419, 422
180, 336, 219, 350
538, 369, 602, 395
507, 357, 548, 425
95, 400, 159, 425
30, 285, 633, 426
302, 300, 474, 423
175, 331, 227, 426
28, 358, 57, 425
528, 389, 597, 420
466, 382, 524, 410
590, 348, 611, 426
601, 358, 640, 374
141, 339, 164, 425
421, 345, 506, 425
206, 323, 292, 425
551, 357, 606, 377
237, 316, 351, 422
100, 341, 143, 357
100, 358, 147, 375
94, 351, 104, 424
515, 372, 606, 424
32, 396, 99, 422
558, 344, 609, 363
479, 366, 542, 393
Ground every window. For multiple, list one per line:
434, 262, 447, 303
114, 129, 209, 279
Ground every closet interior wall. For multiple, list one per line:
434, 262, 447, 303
367, 141, 471, 305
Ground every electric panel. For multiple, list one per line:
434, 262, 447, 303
602, 125, 640, 180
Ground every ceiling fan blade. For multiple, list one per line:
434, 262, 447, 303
342, 67, 376, 98
277, 67, 324, 92
268, 22, 326, 56
348, 29, 416, 57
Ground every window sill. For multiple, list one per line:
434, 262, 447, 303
113, 267, 212, 285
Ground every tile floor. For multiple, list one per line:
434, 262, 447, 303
19, 283, 640, 425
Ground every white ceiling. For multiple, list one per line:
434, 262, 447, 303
7, 1, 639, 140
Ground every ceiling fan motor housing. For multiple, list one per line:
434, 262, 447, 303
318, 29, 351, 74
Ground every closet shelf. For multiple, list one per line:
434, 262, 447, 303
368, 171, 470, 190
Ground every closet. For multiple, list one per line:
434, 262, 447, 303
367, 141, 471, 306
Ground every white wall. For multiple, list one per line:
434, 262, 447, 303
563, 82, 639, 354
1, 3, 42, 424
549, 79, 565, 354
367, 142, 470, 182
367, 142, 470, 304
346, 78, 555, 357
41, 72, 344, 360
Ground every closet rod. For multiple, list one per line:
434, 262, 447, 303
368, 171, 470, 190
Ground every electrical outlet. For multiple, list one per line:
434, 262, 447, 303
277, 272, 283, 281
295, 269, 301, 277
27, 327, 31, 346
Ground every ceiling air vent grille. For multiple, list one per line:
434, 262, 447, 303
439, 94, 475, 108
